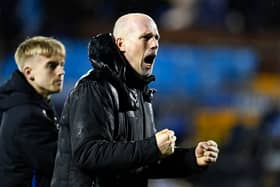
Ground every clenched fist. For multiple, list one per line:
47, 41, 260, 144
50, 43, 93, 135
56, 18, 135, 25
155, 129, 176, 157
195, 140, 219, 166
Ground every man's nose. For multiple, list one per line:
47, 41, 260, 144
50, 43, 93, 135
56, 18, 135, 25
150, 37, 159, 49
57, 66, 65, 76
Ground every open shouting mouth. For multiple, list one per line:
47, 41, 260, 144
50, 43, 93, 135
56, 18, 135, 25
144, 54, 156, 68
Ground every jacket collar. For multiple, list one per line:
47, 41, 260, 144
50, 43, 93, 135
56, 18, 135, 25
125, 62, 155, 90
88, 33, 157, 110
0, 70, 50, 110
88, 33, 155, 89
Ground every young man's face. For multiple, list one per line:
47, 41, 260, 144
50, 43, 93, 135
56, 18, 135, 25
26, 55, 65, 98
120, 17, 160, 77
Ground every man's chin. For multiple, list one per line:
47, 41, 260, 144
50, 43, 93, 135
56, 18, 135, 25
50, 87, 63, 94
143, 69, 153, 76
142, 72, 152, 78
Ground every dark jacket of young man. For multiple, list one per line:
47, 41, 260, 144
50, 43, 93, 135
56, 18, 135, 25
0, 70, 58, 187
51, 33, 203, 187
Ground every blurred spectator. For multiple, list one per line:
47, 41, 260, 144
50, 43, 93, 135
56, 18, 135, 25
40, 0, 87, 36
256, 103, 280, 187
40, 0, 115, 36
261, 0, 280, 31
159, 0, 199, 30
115, 0, 169, 22
225, 0, 280, 33
159, 0, 229, 31
40, 0, 169, 37
198, 0, 228, 28
0, 0, 43, 60
225, 0, 262, 33
0, 0, 23, 60
18, 0, 43, 36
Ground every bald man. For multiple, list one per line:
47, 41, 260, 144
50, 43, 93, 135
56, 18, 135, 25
51, 13, 219, 187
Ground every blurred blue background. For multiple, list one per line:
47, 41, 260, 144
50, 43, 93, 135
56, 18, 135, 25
1, 0, 280, 187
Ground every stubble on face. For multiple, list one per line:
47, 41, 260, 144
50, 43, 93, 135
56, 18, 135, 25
24, 55, 65, 99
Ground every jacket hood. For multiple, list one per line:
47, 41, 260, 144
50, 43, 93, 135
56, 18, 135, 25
88, 33, 155, 87
88, 33, 125, 76
0, 70, 47, 111
87, 33, 157, 110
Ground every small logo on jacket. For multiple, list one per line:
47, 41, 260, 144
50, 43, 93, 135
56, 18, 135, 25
42, 109, 48, 118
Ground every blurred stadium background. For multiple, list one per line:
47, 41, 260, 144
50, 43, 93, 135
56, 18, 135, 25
1, 0, 280, 187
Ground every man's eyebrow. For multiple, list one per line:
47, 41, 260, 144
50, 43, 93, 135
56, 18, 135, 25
46, 60, 64, 64
139, 32, 160, 39
139, 32, 152, 39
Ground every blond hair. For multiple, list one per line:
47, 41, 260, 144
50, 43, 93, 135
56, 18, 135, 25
14, 36, 66, 71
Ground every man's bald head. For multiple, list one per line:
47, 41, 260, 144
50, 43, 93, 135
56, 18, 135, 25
112, 13, 159, 76
113, 13, 157, 38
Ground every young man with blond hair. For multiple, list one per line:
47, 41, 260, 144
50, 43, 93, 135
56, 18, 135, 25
0, 36, 66, 187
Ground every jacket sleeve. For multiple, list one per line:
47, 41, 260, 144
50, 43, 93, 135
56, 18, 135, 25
68, 82, 161, 174
13, 106, 57, 177
142, 147, 207, 178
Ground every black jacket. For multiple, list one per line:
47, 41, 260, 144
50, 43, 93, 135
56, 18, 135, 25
51, 33, 202, 187
0, 70, 58, 187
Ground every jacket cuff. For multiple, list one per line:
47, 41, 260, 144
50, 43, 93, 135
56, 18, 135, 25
188, 147, 208, 173
140, 136, 162, 164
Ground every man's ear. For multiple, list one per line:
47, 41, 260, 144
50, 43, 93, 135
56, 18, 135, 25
115, 37, 125, 52
23, 66, 34, 81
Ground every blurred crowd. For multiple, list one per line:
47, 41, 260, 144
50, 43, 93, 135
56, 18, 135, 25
1, 0, 280, 60
1, 0, 280, 187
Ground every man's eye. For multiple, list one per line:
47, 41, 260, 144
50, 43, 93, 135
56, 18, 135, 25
47, 62, 59, 70
143, 35, 151, 41
155, 35, 160, 40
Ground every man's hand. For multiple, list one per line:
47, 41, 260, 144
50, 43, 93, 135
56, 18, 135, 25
155, 129, 176, 157
195, 140, 219, 166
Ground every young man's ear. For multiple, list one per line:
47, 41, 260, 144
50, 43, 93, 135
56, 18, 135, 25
115, 37, 125, 52
23, 66, 34, 81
